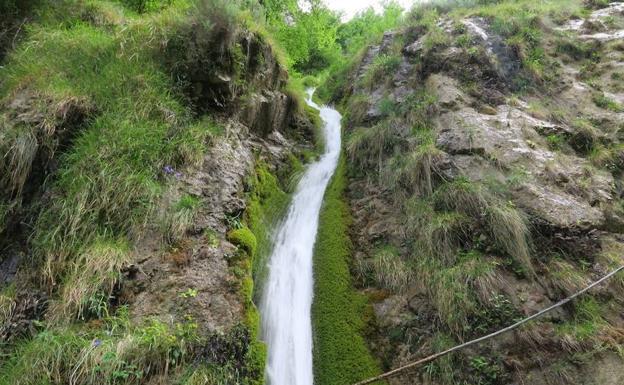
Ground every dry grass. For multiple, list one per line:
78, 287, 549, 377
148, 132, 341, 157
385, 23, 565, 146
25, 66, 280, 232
48, 238, 130, 322
372, 247, 411, 293
346, 121, 400, 181
486, 202, 533, 275
547, 258, 590, 296
416, 251, 500, 336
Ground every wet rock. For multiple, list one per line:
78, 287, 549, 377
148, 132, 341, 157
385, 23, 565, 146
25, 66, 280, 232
462, 17, 521, 81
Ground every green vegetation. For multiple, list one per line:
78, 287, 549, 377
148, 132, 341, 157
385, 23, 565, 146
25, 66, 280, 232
371, 246, 411, 293
0, 307, 198, 385
312, 156, 383, 385
317, 3, 405, 103
593, 93, 624, 112
228, 226, 258, 258
245, 164, 292, 293
0, 1, 318, 384
0, 1, 226, 298
360, 54, 402, 90
163, 194, 202, 242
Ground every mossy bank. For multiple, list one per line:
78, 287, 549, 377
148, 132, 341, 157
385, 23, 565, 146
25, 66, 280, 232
312, 155, 383, 385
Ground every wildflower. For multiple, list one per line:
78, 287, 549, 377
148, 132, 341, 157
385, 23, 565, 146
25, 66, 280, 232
163, 165, 175, 175
93, 338, 102, 347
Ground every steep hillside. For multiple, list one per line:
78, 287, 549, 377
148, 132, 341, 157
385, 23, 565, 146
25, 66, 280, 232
0, 1, 317, 383
330, 0, 624, 384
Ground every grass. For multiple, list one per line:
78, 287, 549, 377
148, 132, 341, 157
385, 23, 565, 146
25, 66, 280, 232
162, 194, 202, 242
386, 130, 443, 196
548, 258, 590, 297
312, 155, 383, 385
430, 178, 533, 273
593, 93, 624, 112
0, 307, 198, 385
417, 250, 500, 335
346, 121, 400, 181
48, 237, 130, 322
360, 53, 401, 90
371, 246, 411, 293
0, 3, 220, 292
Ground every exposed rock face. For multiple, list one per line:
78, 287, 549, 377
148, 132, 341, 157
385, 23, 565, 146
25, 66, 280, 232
167, 26, 303, 137
341, 2, 624, 384
127, 122, 302, 334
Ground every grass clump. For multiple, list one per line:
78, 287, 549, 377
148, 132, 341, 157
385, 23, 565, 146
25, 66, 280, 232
346, 121, 401, 181
361, 53, 401, 90
312, 156, 383, 385
371, 246, 411, 293
430, 178, 534, 274
555, 297, 622, 353
48, 237, 130, 322
162, 194, 201, 242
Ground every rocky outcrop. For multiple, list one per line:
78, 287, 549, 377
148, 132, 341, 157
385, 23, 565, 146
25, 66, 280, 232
340, 2, 624, 384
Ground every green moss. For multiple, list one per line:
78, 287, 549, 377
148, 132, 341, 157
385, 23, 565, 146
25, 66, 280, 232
246, 164, 291, 293
228, 226, 258, 258
312, 155, 383, 385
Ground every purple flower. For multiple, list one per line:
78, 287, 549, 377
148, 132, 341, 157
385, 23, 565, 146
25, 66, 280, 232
175, 172, 182, 179
163, 165, 175, 175
93, 338, 102, 347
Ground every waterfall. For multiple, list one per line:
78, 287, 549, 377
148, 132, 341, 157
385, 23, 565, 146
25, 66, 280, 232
261, 89, 342, 385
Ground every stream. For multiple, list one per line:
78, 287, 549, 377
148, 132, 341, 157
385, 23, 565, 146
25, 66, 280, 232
260, 90, 342, 385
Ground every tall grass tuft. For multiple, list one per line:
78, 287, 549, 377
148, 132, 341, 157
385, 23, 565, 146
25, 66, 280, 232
372, 246, 411, 293
48, 238, 130, 322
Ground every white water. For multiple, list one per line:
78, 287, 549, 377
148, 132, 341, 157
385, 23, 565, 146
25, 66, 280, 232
261, 90, 342, 385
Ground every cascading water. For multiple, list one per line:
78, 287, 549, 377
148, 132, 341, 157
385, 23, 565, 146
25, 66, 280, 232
261, 90, 342, 385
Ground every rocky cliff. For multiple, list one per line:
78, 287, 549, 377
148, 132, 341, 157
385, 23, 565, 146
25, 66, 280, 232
334, 1, 624, 384
0, 2, 316, 383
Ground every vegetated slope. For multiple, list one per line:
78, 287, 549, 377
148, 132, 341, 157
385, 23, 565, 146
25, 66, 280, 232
0, 1, 317, 384
326, 0, 624, 384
